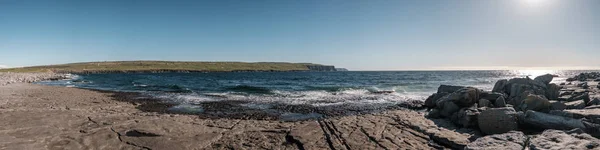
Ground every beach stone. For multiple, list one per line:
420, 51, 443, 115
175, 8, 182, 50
546, 83, 561, 100
520, 94, 550, 112
478, 107, 519, 135
549, 101, 567, 111
492, 79, 508, 93
534, 74, 554, 85
465, 131, 527, 150
565, 100, 586, 109
529, 129, 600, 150
495, 96, 506, 107
478, 99, 491, 108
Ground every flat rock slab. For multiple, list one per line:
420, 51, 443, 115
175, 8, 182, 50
0, 83, 472, 150
529, 130, 600, 150
564, 109, 600, 119
465, 131, 527, 150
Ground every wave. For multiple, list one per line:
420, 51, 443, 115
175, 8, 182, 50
135, 84, 192, 93
224, 85, 273, 94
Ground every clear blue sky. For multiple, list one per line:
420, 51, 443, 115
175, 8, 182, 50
1, 0, 598, 70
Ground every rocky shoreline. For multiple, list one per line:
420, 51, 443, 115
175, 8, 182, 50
424, 72, 600, 149
0, 72, 71, 86
2, 72, 600, 149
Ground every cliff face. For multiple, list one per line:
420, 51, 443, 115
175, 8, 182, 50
306, 65, 337, 71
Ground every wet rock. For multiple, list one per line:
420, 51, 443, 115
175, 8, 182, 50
546, 83, 561, 100
452, 88, 481, 107
529, 129, 600, 150
492, 79, 508, 93
465, 131, 527, 150
495, 96, 507, 108
565, 100, 586, 109
549, 101, 567, 111
437, 85, 466, 94
522, 110, 586, 130
478, 99, 491, 108
520, 94, 550, 112
478, 107, 519, 135
534, 74, 554, 85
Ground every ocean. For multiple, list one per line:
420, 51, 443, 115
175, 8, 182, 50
36, 70, 596, 120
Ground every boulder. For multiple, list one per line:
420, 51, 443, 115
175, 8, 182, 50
478, 99, 491, 108
427, 109, 441, 118
507, 83, 546, 106
568, 92, 590, 103
439, 87, 481, 107
439, 101, 460, 118
465, 131, 527, 150
588, 98, 600, 106
492, 79, 508, 93
545, 83, 561, 100
522, 110, 586, 130
578, 82, 590, 89
565, 100, 586, 109
549, 101, 567, 111
425, 92, 448, 108
437, 85, 466, 94
529, 129, 600, 150
452, 106, 480, 128
534, 74, 554, 85
477, 107, 519, 135
480, 92, 505, 102
520, 94, 550, 112
495, 96, 506, 107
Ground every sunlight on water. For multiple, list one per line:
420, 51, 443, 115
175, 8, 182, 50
514, 70, 556, 78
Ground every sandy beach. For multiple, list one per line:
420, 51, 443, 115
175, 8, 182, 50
0, 82, 472, 149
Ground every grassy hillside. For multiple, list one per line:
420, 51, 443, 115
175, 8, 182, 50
0, 61, 327, 73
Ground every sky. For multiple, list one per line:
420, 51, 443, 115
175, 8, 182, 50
0, 0, 599, 70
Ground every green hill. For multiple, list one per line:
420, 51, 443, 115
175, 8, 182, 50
0, 61, 334, 73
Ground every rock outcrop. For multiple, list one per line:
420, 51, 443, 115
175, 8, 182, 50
425, 72, 600, 140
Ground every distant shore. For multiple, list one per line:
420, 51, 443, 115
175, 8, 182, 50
0, 61, 345, 74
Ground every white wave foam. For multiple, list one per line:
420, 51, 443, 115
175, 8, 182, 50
155, 88, 428, 107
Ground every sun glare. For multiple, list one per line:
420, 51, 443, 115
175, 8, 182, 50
516, 70, 555, 78
523, 0, 545, 5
